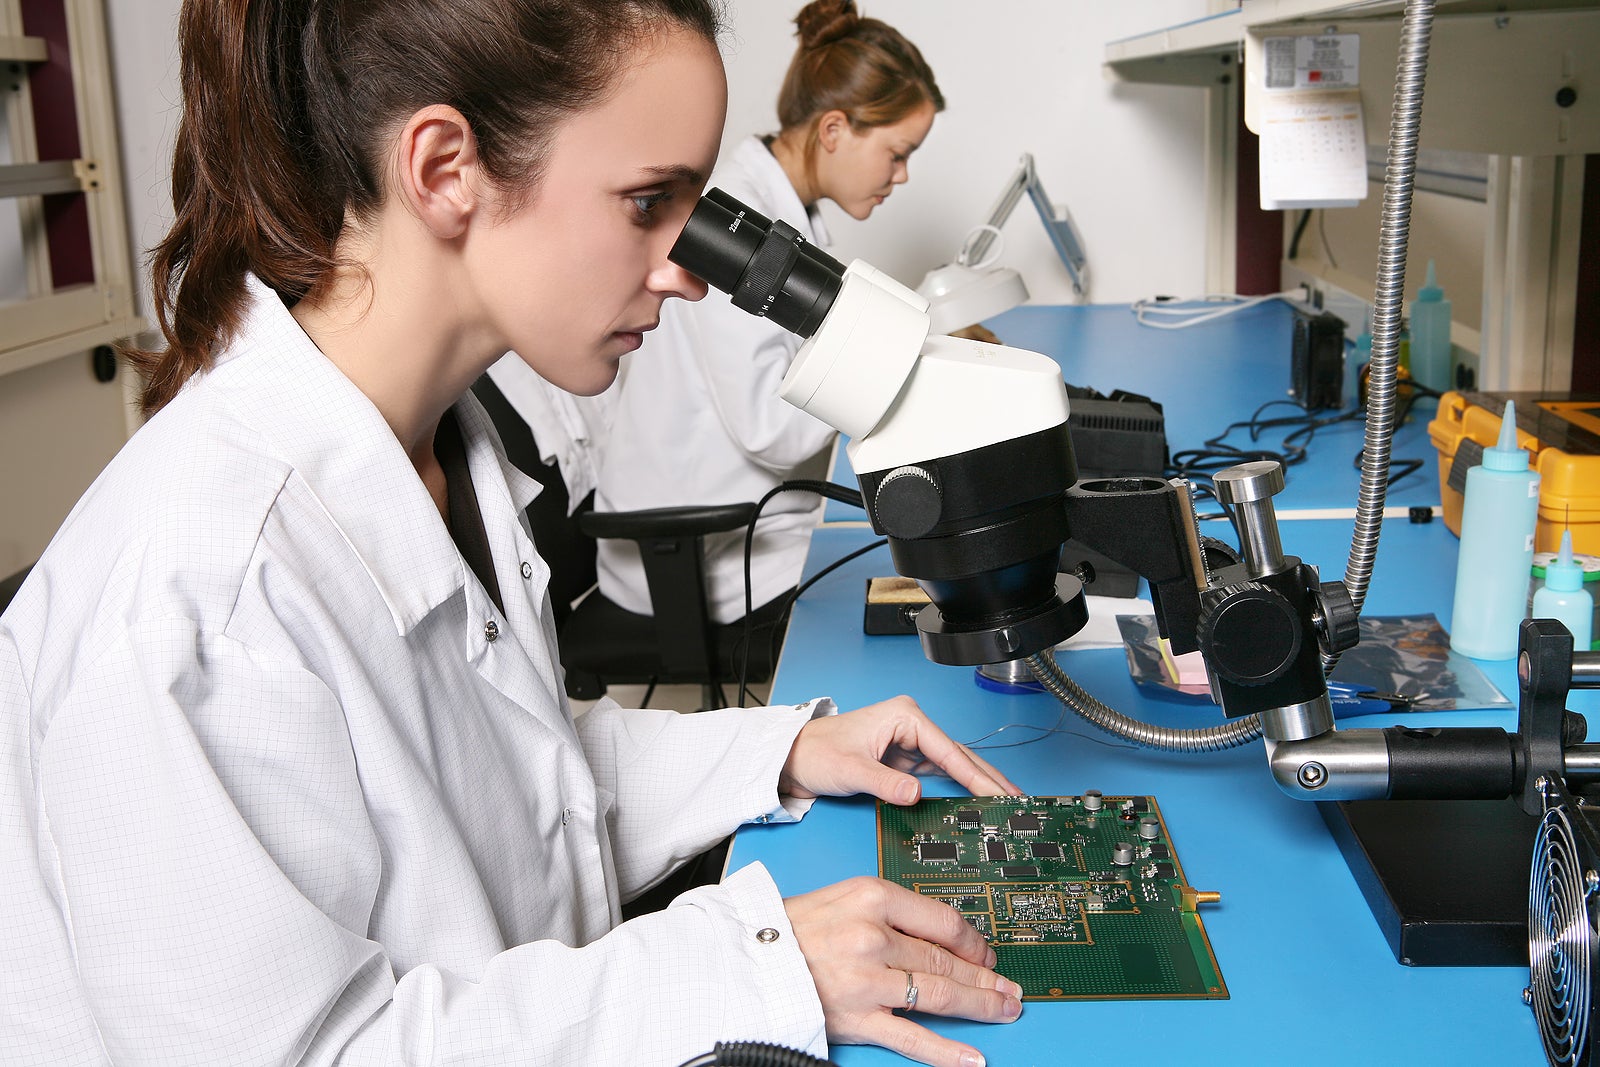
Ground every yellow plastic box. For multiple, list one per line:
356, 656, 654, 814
1428, 390, 1600, 556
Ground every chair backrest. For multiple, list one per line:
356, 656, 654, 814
0, 564, 32, 615
469, 375, 597, 624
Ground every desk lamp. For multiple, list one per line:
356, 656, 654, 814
915, 154, 1089, 335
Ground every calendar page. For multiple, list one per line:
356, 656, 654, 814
1250, 34, 1368, 211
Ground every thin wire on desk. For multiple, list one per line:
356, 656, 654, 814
962, 700, 1139, 753
1130, 289, 1306, 330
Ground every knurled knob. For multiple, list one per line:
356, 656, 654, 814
874, 465, 942, 539
1196, 580, 1303, 686
1314, 581, 1361, 655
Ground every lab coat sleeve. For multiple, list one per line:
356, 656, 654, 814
35, 618, 826, 1065
683, 292, 837, 472
336, 863, 827, 1065
575, 697, 834, 901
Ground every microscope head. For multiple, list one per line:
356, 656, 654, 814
671, 189, 1088, 666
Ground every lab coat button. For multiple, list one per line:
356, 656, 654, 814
756, 927, 780, 944
521, 562, 533, 579
561, 807, 574, 826
484, 620, 499, 642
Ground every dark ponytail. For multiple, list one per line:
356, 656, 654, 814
124, 0, 724, 417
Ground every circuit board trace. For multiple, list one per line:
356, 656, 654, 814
878, 794, 1227, 1001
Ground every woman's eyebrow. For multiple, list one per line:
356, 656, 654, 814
632, 163, 706, 186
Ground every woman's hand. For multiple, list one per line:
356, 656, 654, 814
779, 695, 1020, 804
786, 876, 1022, 1067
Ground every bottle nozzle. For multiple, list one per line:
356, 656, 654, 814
1481, 400, 1529, 472
1497, 400, 1518, 451
1418, 259, 1444, 302
1545, 530, 1585, 593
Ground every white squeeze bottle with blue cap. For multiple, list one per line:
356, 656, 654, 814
1450, 400, 1541, 660
1533, 531, 1594, 650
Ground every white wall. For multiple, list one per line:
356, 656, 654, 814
104, 1, 1213, 318
719, 1, 1214, 305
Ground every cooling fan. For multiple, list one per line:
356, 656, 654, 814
1530, 775, 1600, 1065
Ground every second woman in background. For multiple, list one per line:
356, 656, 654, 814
595, 0, 943, 639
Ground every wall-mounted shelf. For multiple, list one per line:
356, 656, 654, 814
1104, 0, 1598, 393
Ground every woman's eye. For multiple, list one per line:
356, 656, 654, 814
631, 191, 672, 219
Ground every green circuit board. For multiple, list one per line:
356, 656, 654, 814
877, 794, 1227, 1001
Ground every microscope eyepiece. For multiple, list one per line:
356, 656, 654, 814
670, 188, 844, 338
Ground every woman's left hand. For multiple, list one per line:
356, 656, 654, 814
780, 695, 1021, 804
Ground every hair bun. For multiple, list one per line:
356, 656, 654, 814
794, 0, 859, 50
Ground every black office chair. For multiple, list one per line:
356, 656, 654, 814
470, 375, 785, 711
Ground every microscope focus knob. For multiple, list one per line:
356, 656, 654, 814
1313, 580, 1361, 655
874, 465, 943, 539
1196, 581, 1303, 687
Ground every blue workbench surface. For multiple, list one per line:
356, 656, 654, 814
739, 302, 1595, 1064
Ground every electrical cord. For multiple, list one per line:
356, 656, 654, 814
1130, 288, 1306, 330
1287, 209, 1313, 261
675, 1041, 839, 1067
735, 479, 867, 706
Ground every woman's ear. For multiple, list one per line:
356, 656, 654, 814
816, 109, 851, 154
393, 104, 481, 239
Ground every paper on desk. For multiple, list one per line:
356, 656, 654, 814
1056, 596, 1154, 651
1115, 613, 1512, 711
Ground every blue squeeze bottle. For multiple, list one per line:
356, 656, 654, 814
1450, 400, 1541, 660
1533, 530, 1595, 651
1409, 260, 1453, 401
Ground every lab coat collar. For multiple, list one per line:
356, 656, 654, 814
214, 275, 539, 635
734, 135, 831, 248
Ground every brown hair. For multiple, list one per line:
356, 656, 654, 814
775, 0, 942, 182
124, 0, 724, 416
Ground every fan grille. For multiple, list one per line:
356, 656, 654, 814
1531, 802, 1594, 1066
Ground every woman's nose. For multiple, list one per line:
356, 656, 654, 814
651, 259, 709, 303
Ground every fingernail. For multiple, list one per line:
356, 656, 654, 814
985, 947, 997, 968
959, 1052, 986, 1067
999, 978, 1023, 999
1003, 995, 1022, 1019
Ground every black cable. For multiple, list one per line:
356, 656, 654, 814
757, 537, 889, 696
736, 480, 865, 706
675, 1041, 840, 1067
1287, 208, 1314, 261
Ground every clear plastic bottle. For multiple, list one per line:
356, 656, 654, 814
1533, 530, 1595, 651
1450, 400, 1541, 660
1409, 260, 1453, 402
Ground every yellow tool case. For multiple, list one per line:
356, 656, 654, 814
1428, 390, 1600, 556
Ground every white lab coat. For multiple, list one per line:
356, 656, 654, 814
0, 277, 829, 1065
596, 136, 837, 624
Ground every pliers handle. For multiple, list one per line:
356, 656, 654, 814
1327, 681, 1423, 718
